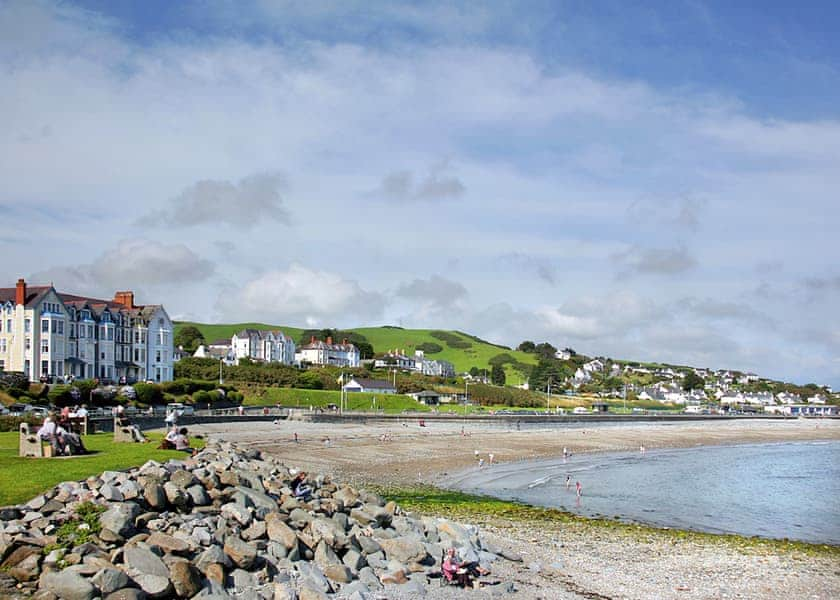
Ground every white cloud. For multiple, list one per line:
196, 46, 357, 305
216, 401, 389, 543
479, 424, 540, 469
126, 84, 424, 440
217, 264, 386, 327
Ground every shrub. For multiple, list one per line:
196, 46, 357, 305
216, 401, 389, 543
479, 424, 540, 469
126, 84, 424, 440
0, 414, 42, 432
0, 371, 30, 398
296, 371, 324, 390
227, 391, 244, 404
416, 342, 444, 354
430, 331, 472, 350
133, 382, 163, 406
192, 390, 210, 405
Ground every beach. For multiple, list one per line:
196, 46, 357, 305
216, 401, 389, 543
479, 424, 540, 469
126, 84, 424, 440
187, 417, 840, 599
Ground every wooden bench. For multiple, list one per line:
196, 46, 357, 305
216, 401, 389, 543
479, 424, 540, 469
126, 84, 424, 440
19, 423, 53, 458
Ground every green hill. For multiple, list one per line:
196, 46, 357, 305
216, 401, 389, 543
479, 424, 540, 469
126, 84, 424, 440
175, 322, 537, 379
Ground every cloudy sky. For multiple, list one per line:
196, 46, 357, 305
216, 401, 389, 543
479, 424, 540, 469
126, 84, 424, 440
2, 0, 838, 386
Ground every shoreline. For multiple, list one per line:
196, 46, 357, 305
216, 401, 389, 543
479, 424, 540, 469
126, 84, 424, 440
184, 418, 840, 599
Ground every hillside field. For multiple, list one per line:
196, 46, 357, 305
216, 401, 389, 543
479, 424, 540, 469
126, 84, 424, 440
176, 322, 538, 377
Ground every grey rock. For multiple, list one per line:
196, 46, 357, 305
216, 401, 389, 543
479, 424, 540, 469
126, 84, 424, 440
105, 589, 148, 600
91, 568, 130, 595
100, 484, 124, 502
169, 558, 202, 598
295, 562, 332, 594
143, 483, 166, 510
99, 502, 140, 537
40, 570, 97, 600
377, 536, 427, 564
342, 549, 366, 572
221, 502, 252, 527
353, 534, 381, 556
119, 480, 142, 500
122, 544, 172, 597
163, 482, 189, 509
196, 545, 232, 572
169, 469, 197, 489
186, 485, 210, 506
229, 568, 257, 592
266, 513, 297, 549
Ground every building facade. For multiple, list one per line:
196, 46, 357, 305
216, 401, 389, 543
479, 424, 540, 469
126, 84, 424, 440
0, 279, 174, 383
296, 336, 360, 367
230, 328, 296, 365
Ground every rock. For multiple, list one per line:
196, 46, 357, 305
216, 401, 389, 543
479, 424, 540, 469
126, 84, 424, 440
169, 470, 197, 489
196, 545, 232, 572
313, 541, 341, 571
10, 551, 41, 582
169, 559, 201, 598
295, 562, 332, 594
233, 486, 276, 512
91, 568, 130, 595
100, 503, 141, 538
377, 536, 428, 564
342, 549, 366, 572
120, 480, 142, 501
40, 500, 64, 515
272, 581, 296, 600
205, 562, 226, 585
224, 536, 258, 570
221, 503, 252, 527
379, 568, 408, 584
100, 484, 124, 502
163, 483, 189, 509
401, 579, 427, 596
298, 580, 329, 600
186, 485, 210, 506
266, 513, 297, 549
105, 589, 148, 600
219, 471, 241, 487
40, 570, 97, 600
353, 535, 381, 556
143, 484, 166, 510
242, 520, 266, 541
322, 564, 352, 584
146, 533, 189, 555
229, 568, 257, 592
122, 544, 172, 598
309, 518, 347, 549
289, 508, 313, 527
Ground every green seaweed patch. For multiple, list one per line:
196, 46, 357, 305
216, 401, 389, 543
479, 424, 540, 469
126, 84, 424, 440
375, 484, 840, 558
43, 501, 105, 557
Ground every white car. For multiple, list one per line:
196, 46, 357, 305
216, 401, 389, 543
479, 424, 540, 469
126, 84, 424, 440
166, 403, 195, 417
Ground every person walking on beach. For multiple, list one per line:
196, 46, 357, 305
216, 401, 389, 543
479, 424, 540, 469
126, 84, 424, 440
294, 432, 299, 443
565, 474, 571, 490
478, 458, 485, 469
576, 481, 582, 497
563, 446, 568, 460
488, 453, 494, 465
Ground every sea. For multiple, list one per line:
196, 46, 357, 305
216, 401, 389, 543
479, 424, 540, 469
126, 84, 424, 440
443, 440, 840, 545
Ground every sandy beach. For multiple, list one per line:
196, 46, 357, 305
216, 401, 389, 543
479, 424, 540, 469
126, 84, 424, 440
187, 417, 840, 599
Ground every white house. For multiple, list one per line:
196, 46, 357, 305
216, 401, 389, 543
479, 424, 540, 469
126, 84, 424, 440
231, 329, 296, 365
296, 336, 360, 367
412, 350, 455, 377
342, 377, 396, 394
374, 351, 416, 370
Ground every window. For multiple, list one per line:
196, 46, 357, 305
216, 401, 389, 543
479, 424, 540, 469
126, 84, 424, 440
42, 319, 49, 333
24, 319, 31, 333
24, 360, 30, 375
57, 321, 64, 335
107, 328, 113, 341
5, 319, 10, 332
156, 350, 161, 363
87, 325, 93, 338
134, 349, 139, 362
41, 360, 48, 376
41, 339, 49, 353
25, 338, 31, 351
0, 340, 5, 353
79, 326, 85, 339
0, 359, 4, 370
101, 352, 105, 360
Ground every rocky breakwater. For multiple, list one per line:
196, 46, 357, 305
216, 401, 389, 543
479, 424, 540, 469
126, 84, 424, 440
0, 440, 515, 599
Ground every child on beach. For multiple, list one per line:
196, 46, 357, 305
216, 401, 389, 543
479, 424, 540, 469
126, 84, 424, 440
576, 481, 582, 497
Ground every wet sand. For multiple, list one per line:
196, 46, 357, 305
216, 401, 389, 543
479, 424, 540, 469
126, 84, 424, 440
186, 417, 840, 599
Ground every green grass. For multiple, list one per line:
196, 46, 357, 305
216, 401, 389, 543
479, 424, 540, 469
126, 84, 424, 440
245, 388, 433, 413
0, 432, 205, 506
176, 322, 538, 378
376, 484, 840, 557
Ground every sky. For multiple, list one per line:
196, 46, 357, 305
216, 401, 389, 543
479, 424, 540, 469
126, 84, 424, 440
1, 0, 839, 387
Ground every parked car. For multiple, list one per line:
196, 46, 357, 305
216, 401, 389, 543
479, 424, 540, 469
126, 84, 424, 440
26, 406, 50, 418
118, 376, 138, 385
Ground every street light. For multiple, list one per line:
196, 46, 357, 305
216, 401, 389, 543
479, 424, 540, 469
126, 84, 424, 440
219, 358, 224, 385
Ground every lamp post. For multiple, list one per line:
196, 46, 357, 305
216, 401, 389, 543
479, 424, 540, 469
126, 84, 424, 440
547, 377, 552, 414
219, 358, 224, 385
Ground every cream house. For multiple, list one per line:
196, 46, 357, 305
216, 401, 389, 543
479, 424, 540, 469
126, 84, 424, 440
0, 279, 174, 383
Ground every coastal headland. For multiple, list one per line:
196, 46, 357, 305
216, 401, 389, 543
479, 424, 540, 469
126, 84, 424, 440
188, 417, 840, 599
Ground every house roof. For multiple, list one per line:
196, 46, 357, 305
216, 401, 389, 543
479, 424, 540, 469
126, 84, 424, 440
412, 390, 441, 397
347, 378, 395, 390
0, 285, 52, 307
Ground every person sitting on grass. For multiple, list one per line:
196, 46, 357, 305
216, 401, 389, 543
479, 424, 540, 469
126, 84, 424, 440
173, 427, 195, 455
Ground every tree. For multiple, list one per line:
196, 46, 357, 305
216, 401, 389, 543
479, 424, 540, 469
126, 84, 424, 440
563, 347, 577, 357
534, 342, 558, 360
469, 366, 480, 377
174, 325, 205, 353
517, 341, 536, 353
682, 371, 705, 391
491, 364, 506, 386
355, 341, 374, 360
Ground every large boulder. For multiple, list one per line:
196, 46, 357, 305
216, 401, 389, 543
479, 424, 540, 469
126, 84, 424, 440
40, 570, 97, 600
100, 503, 141, 538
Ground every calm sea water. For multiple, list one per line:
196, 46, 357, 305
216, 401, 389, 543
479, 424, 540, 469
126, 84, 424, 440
443, 441, 840, 544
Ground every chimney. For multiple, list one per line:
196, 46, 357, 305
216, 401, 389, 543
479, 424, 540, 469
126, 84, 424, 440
326, 336, 333, 345
15, 278, 26, 305
113, 291, 135, 309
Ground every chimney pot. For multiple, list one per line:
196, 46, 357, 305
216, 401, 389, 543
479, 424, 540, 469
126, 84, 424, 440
15, 278, 26, 305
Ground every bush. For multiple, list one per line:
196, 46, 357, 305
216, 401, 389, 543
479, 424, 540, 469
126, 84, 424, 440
430, 331, 472, 349
47, 385, 75, 406
162, 379, 216, 395
133, 382, 163, 406
416, 342, 444, 354
227, 391, 244, 404
192, 390, 210, 405
0, 371, 29, 398
0, 414, 43, 432
296, 371, 324, 390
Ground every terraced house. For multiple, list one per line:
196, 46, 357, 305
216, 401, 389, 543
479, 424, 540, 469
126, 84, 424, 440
0, 279, 174, 383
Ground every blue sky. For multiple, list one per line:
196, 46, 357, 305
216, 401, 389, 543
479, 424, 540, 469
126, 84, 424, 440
1, 0, 839, 387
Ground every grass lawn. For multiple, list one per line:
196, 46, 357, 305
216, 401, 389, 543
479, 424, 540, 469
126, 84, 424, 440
245, 388, 433, 413
0, 432, 206, 506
